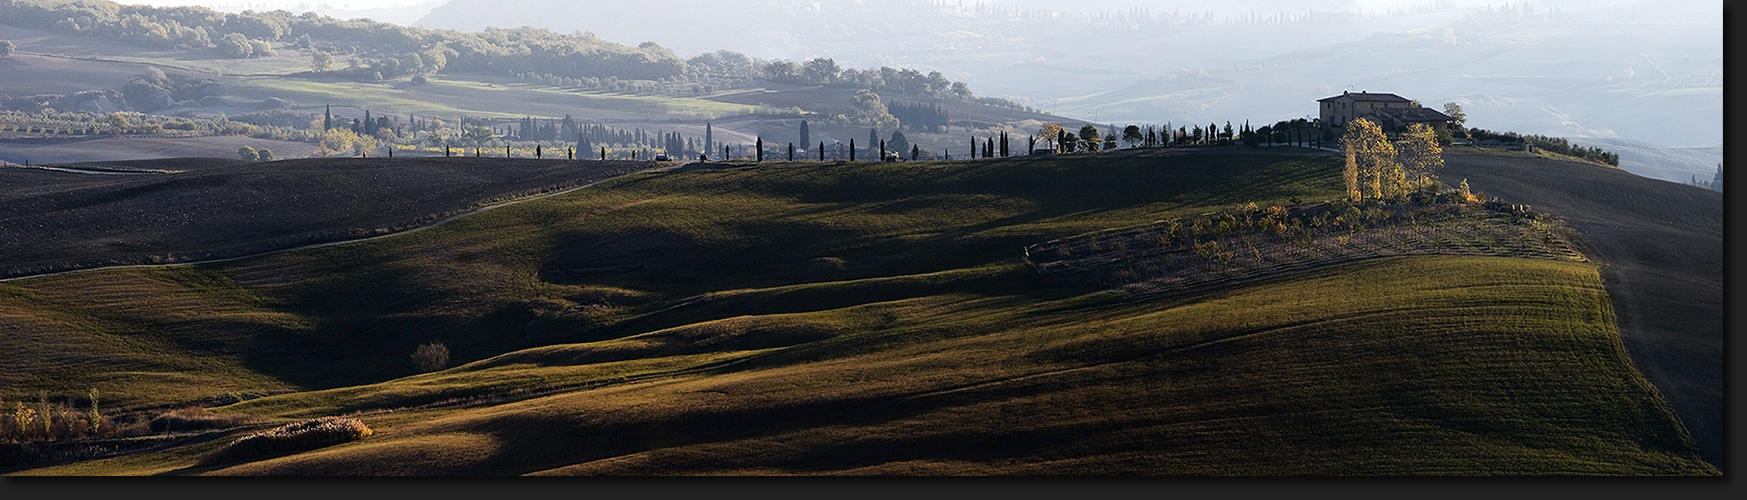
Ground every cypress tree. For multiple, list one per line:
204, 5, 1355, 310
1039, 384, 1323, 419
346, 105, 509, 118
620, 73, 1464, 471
850, 139, 856, 161
820, 141, 825, 161
788, 142, 794, 161
323, 105, 332, 130
800, 120, 810, 148
911, 144, 919, 161
757, 137, 764, 162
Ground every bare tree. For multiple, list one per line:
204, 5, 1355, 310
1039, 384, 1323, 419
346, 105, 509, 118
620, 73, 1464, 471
411, 342, 450, 372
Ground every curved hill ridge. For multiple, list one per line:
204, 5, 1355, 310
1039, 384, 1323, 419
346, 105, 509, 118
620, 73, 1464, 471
0, 158, 650, 279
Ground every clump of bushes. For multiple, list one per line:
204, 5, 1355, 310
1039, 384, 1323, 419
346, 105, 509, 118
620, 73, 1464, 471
197, 417, 372, 467
148, 407, 258, 433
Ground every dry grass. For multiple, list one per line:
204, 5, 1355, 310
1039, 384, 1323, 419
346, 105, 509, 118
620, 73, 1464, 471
195, 417, 371, 467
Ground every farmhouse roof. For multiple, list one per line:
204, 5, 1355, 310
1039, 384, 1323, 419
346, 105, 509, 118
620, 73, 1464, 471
1318, 91, 1413, 103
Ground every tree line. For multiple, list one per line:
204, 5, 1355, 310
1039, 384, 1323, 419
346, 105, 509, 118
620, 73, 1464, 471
1466, 127, 1619, 166
888, 101, 949, 131
759, 58, 1028, 111
0, 108, 316, 142
1688, 163, 1722, 192
0, 0, 685, 81
0, 0, 1019, 107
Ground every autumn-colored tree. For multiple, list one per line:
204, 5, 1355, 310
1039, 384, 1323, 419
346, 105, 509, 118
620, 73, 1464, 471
1397, 123, 1445, 190
87, 388, 101, 436
1037, 123, 1063, 151
1341, 118, 1397, 201
1343, 147, 1361, 202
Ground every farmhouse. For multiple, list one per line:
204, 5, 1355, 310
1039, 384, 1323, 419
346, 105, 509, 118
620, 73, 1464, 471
1318, 91, 1453, 132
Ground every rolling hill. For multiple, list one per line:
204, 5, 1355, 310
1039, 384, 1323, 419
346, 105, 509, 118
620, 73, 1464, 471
0, 157, 650, 279
1439, 147, 1724, 467
0, 148, 1718, 475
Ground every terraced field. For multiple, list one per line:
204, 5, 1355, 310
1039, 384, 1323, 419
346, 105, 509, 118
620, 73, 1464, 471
0, 149, 1716, 475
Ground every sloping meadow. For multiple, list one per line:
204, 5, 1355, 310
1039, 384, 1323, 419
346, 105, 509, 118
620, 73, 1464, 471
0, 150, 1715, 475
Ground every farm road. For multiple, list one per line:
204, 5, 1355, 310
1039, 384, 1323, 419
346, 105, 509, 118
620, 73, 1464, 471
1441, 149, 1724, 468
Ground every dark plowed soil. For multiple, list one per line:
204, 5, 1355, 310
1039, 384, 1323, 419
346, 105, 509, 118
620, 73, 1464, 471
42, 157, 255, 172
1441, 148, 1723, 467
0, 157, 649, 279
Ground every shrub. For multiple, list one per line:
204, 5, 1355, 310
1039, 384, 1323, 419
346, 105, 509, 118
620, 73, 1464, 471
1195, 240, 1233, 266
412, 342, 450, 372
148, 407, 258, 433
197, 417, 372, 467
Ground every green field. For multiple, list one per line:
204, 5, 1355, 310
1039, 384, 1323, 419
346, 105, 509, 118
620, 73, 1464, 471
0, 149, 1714, 475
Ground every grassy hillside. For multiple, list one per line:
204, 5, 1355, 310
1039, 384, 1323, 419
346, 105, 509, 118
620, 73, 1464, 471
0, 149, 1714, 475
1441, 147, 1725, 467
0, 158, 648, 278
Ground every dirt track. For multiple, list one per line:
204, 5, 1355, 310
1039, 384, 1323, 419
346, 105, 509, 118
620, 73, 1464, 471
1441, 149, 1723, 467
